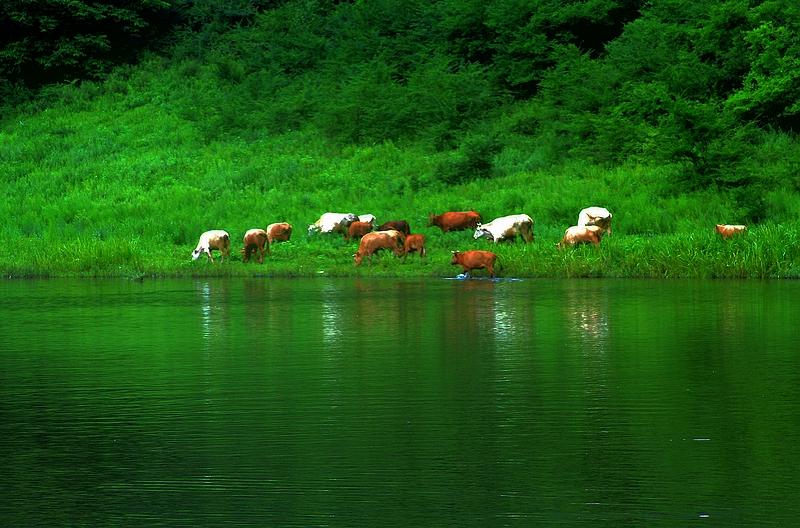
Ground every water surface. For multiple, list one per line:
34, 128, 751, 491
1, 278, 798, 526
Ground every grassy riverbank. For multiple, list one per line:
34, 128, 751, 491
3, 1, 800, 280
2, 100, 800, 279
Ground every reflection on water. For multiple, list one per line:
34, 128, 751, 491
1, 278, 800, 527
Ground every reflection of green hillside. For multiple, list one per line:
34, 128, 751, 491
2, 279, 799, 524
2, 2, 800, 277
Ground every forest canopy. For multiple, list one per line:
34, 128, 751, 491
2, 0, 800, 217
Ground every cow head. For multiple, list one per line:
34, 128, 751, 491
450, 251, 460, 264
473, 225, 493, 241
308, 224, 321, 236
191, 247, 203, 261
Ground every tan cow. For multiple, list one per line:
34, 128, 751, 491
346, 221, 374, 240
715, 224, 747, 239
267, 223, 292, 244
241, 228, 270, 263
403, 234, 426, 259
558, 225, 604, 248
354, 231, 405, 266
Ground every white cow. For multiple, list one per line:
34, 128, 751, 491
358, 214, 376, 226
191, 230, 230, 262
473, 214, 534, 243
308, 212, 358, 235
578, 207, 612, 236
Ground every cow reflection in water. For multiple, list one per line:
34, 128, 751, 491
195, 280, 231, 349
564, 284, 609, 348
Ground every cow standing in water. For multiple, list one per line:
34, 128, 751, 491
451, 250, 497, 277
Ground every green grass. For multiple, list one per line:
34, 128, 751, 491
2, 221, 797, 279
2, 54, 799, 280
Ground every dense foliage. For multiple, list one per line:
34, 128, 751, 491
1, 0, 799, 277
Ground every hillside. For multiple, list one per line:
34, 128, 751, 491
1, 0, 799, 278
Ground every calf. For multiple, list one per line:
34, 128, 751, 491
191, 230, 231, 262
558, 225, 604, 248
267, 222, 292, 244
377, 220, 411, 235
346, 221, 374, 240
450, 250, 497, 277
241, 228, 270, 263
428, 211, 481, 233
403, 234, 426, 259
354, 231, 405, 266
715, 224, 747, 239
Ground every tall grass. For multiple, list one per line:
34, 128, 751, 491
2, 49, 799, 279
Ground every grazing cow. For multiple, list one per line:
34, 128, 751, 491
346, 220, 374, 240
558, 225, 604, 248
191, 230, 230, 262
716, 224, 747, 239
267, 222, 292, 244
358, 214, 376, 226
308, 212, 358, 235
374, 229, 406, 244
451, 250, 497, 277
354, 231, 405, 266
578, 206, 613, 236
241, 228, 270, 263
428, 211, 482, 233
403, 234, 426, 259
473, 214, 534, 243
377, 220, 411, 235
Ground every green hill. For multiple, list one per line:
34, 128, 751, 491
2, 0, 799, 278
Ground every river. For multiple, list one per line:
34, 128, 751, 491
1, 278, 798, 526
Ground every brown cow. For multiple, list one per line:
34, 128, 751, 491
451, 250, 497, 277
267, 222, 292, 244
346, 220, 374, 240
403, 234, 426, 259
241, 228, 270, 263
558, 225, 604, 248
377, 220, 411, 235
354, 232, 405, 266
715, 224, 747, 239
428, 211, 482, 233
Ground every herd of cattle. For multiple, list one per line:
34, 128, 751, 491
190, 207, 747, 277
